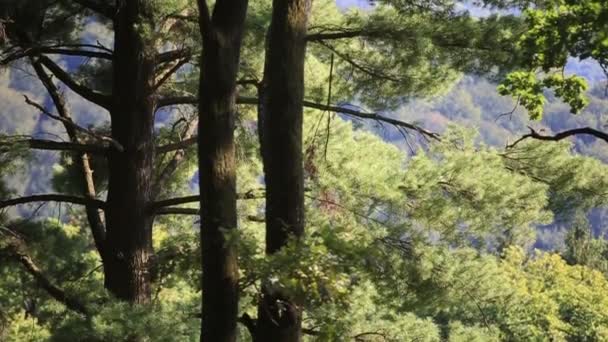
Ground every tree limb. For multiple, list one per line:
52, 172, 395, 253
2, 139, 107, 154
153, 57, 190, 92
0, 228, 89, 316
156, 137, 197, 154
1, 47, 112, 65
507, 126, 608, 149
157, 48, 192, 65
152, 118, 197, 198
155, 207, 199, 216
150, 190, 264, 214
157, 96, 439, 140
0, 194, 106, 210
30, 58, 107, 256
37, 55, 112, 110
23, 95, 123, 151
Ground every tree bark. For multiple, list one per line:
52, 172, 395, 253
103, 0, 156, 304
197, 0, 248, 341
256, 0, 311, 340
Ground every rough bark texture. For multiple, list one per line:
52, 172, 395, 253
256, 0, 311, 340
197, 0, 248, 341
103, 1, 156, 304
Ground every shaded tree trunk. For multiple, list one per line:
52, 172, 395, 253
103, 1, 156, 304
256, 0, 311, 340
197, 0, 249, 341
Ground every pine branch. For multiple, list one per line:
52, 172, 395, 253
507, 126, 608, 149
1, 228, 89, 316
37, 55, 112, 110
0, 194, 106, 210
157, 96, 439, 140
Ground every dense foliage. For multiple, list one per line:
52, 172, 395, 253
1, 0, 607, 340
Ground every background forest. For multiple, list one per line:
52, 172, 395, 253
1, 0, 608, 341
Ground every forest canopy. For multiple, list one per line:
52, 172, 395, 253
0, 0, 607, 341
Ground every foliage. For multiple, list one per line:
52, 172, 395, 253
498, 0, 608, 119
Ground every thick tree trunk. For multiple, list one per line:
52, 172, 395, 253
256, 0, 311, 340
103, 1, 156, 304
197, 1, 248, 341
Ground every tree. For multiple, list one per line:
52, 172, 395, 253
0, 0, 199, 305
254, 0, 311, 340
196, 0, 249, 340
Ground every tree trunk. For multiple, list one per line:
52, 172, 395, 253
256, 0, 311, 340
197, 1, 248, 341
103, 1, 156, 304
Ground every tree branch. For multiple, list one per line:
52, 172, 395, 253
156, 137, 197, 154
152, 118, 197, 198
157, 48, 192, 65
37, 55, 112, 110
1, 46, 112, 65
2, 139, 107, 154
153, 57, 190, 92
0, 194, 106, 210
155, 207, 199, 216
157, 95, 198, 108
30, 58, 107, 256
150, 190, 264, 214
0, 229, 89, 316
507, 126, 608, 149
23, 95, 123, 151
306, 29, 370, 41
157, 96, 439, 140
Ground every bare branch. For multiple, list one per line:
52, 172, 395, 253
2, 138, 106, 154
507, 126, 608, 149
23, 95, 123, 151
156, 137, 197, 154
152, 118, 197, 198
157, 48, 192, 65
30, 58, 107, 255
0, 194, 106, 210
150, 190, 264, 214
157, 95, 198, 108
155, 207, 199, 216
37, 55, 112, 110
153, 57, 190, 92
1, 46, 112, 65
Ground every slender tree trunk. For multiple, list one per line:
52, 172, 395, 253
103, 1, 156, 304
197, 1, 248, 340
256, 0, 311, 340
